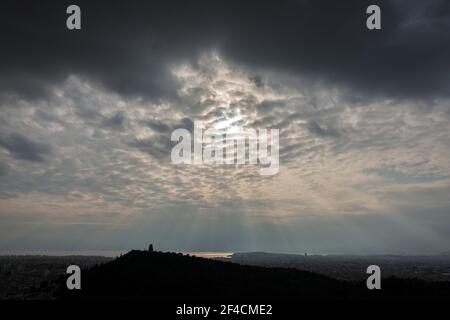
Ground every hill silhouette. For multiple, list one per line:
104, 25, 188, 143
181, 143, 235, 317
57, 250, 450, 300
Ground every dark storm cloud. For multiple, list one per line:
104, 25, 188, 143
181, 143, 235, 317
130, 135, 173, 160
307, 120, 340, 138
256, 100, 285, 115
146, 119, 172, 134
0, 163, 9, 176
1, 0, 450, 102
248, 75, 264, 88
0, 133, 51, 162
34, 109, 66, 125
101, 111, 126, 130
131, 117, 194, 160
146, 117, 194, 134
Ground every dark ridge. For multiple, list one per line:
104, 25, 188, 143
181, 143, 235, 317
57, 250, 450, 300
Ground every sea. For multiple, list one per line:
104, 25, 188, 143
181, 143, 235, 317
0, 250, 232, 259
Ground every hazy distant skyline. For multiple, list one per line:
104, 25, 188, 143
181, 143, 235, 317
1, 0, 450, 254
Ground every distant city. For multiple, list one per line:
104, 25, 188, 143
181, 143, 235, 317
221, 252, 450, 282
2, 251, 450, 299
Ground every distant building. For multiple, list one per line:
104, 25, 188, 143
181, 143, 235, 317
148, 244, 154, 252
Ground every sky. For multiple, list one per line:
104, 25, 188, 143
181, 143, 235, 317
0, 0, 450, 254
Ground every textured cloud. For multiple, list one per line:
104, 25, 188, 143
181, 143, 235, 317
0, 1, 450, 253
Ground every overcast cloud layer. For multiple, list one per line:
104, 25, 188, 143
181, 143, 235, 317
1, 0, 450, 254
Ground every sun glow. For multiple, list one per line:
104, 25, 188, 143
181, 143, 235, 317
213, 109, 243, 134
